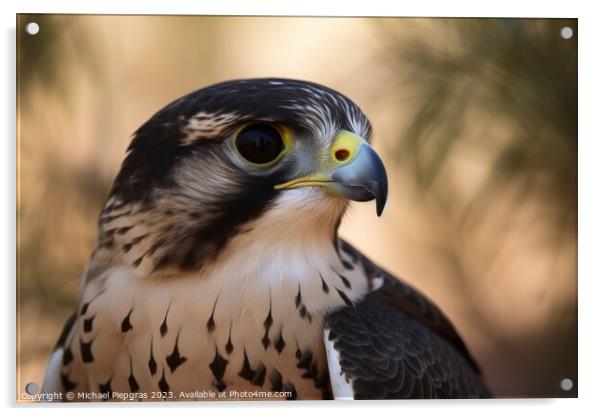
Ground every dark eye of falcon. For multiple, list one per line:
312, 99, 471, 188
234, 123, 285, 165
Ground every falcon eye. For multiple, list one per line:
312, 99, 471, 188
234, 123, 285, 165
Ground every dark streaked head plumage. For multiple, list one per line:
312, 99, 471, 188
96, 78, 385, 275
110, 78, 372, 202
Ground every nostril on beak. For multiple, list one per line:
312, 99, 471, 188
335, 149, 350, 162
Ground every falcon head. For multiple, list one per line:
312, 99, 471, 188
99, 78, 387, 275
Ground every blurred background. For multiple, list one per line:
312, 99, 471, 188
16, 15, 577, 398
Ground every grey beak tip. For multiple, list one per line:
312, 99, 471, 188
376, 202, 385, 217
375, 183, 388, 217
331, 143, 388, 217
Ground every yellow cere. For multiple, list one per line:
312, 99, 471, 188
274, 130, 365, 190
329, 130, 364, 167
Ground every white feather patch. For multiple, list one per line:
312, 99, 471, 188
323, 329, 354, 400
41, 348, 64, 396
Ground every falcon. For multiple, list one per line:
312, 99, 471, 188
41, 78, 489, 400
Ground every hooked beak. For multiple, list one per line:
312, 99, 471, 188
274, 130, 388, 216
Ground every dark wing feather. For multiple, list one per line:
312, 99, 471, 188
53, 311, 77, 351
325, 239, 490, 399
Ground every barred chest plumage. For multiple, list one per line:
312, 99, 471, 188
56, 199, 369, 401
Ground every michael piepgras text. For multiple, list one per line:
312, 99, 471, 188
23, 389, 292, 401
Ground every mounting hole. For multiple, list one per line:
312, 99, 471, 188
560, 378, 574, 391
560, 26, 573, 40
25, 382, 39, 394
25, 22, 40, 35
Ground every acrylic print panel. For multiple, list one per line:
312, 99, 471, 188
16, 14, 577, 402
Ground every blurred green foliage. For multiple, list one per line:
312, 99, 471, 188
384, 19, 576, 239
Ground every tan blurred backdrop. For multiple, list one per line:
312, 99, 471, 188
16, 15, 577, 398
